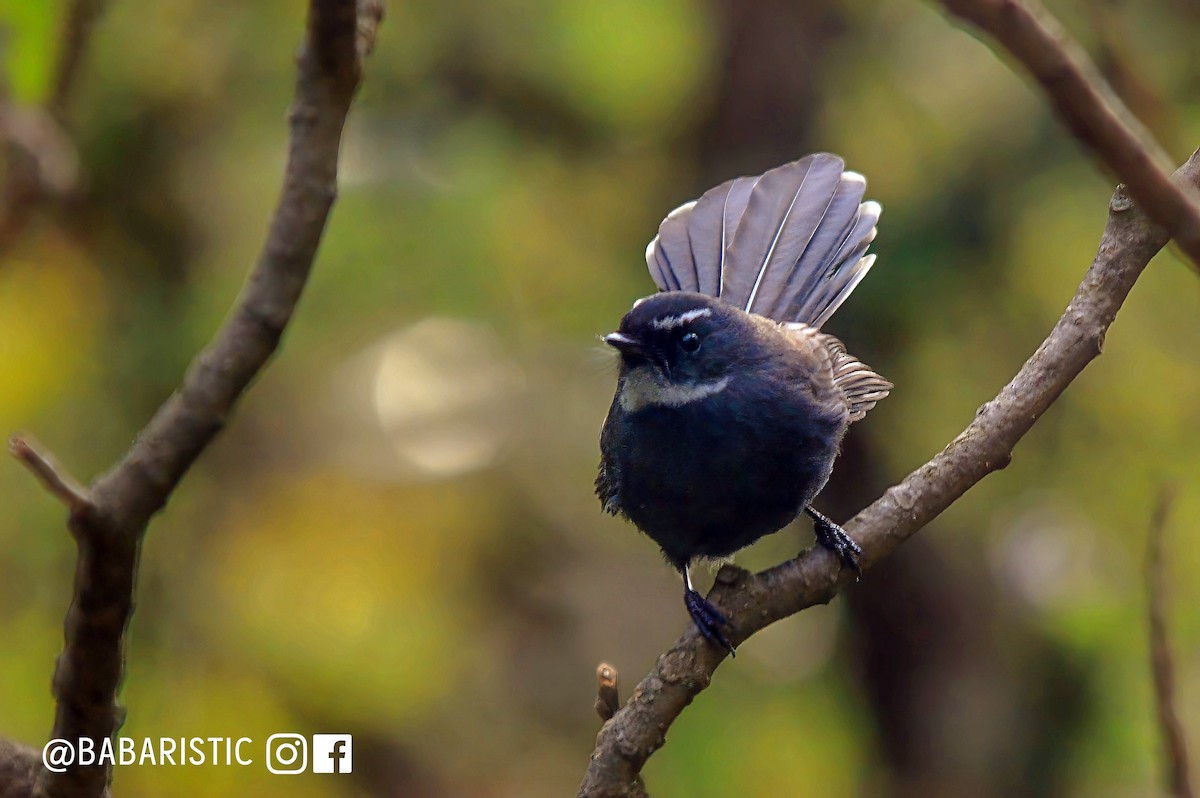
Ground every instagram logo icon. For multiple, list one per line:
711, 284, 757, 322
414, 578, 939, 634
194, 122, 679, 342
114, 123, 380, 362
265, 734, 308, 774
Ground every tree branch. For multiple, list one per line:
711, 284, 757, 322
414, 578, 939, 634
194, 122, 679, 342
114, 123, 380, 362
935, 0, 1200, 271
578, 149, 1200, 798
0, 0, 98, 249
582, 4, 1200, 791
8, 436, 92, 516
87, 0, 370, 534
0, 740, 40, 798
48, 0, 109, 121
3, 2, 381, 797
0, 103, 80, 250
595, 663, 621, 723
1146, 488, 1194, 798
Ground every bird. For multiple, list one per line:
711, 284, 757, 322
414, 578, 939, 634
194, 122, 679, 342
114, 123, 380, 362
596, 153, 891, 655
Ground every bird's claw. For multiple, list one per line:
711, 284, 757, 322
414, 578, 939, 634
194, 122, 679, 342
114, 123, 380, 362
684, 588, 736, 656
808, 508, 862, 576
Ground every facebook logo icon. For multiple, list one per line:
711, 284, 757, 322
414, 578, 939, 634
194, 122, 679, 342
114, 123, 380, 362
312, 734, 353, 774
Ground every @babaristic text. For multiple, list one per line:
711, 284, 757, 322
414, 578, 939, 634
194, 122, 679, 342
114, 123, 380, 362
40, 734, 354, 775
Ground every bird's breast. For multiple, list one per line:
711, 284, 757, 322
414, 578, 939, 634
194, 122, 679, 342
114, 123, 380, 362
602, 376, 846, 561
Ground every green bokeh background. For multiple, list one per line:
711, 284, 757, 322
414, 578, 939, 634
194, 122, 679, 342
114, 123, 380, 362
1, 0, 1197, 796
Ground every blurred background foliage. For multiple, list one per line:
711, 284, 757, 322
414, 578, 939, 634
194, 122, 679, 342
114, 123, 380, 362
1, 0, 1198, 795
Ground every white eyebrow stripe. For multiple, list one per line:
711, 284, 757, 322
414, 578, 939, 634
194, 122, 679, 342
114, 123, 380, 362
649, 307, 712, 330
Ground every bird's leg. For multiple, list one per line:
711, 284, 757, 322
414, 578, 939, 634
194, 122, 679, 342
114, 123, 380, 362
683, 564, 736, 656
805, 506, 862, 574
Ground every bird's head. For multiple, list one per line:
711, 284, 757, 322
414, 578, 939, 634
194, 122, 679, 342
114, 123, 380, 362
604, 292, 762, 412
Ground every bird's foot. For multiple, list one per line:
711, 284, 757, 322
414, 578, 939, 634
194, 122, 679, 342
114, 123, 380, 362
684, 588, 736, 656
806, 506, 862, 576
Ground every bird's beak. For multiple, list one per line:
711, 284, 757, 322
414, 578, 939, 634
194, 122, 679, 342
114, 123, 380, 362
603, 332, 644, 355
604, 332, 669, 376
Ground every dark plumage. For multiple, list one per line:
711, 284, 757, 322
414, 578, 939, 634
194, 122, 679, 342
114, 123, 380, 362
597, 154, 891, 653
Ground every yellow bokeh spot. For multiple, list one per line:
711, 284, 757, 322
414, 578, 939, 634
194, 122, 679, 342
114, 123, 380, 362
0, 236, 104, 424
208, 475, 490, 726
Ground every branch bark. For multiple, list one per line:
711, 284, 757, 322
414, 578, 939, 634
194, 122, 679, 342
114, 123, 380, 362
935, 0, 1200, 271
582, 2, 1200, 792
0, 0, 99, 250
8, 437, 91, 515
595, 664, 621, 723
4, 2, 381, 796
48, 0, 109, 121
578, 149, 1200, 798
1147, 489, 1194, 798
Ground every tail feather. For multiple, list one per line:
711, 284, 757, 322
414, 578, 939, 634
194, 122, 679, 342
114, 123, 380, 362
644, 153, 880, 328
647, 201, 695, 292
715, 176, 757, 298
766, 173, 870, 321
722, 157, 842, 315
798, 201, 880, 327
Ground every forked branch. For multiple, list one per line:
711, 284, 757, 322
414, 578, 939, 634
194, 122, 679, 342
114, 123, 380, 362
1146, 489, 1195, 798
581, 0, 1200, 790
4, 2, 381, 797
579, 149, 1200, 798
937, 0, 1200, 270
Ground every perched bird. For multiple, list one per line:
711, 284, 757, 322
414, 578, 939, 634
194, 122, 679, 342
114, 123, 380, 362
596, 153, 891, 654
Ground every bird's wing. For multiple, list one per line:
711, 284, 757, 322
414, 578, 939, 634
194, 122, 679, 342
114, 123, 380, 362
645, 154, 880, 328
782, 323, 892, 423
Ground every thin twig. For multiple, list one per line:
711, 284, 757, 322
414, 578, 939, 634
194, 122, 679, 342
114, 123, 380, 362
595, 663, 620, 722
0, 0, 96, 249
0, 105, 80, 249
356, 0, 386, 61
8, 436, 92, 515
578, 150, 1200, 798
1147, 487, 1194, 798
49, 0, 109, 121
936, 0, 1200, 271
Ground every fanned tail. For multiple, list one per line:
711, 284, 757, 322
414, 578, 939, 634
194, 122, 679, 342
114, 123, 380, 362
644, 153, 881, 328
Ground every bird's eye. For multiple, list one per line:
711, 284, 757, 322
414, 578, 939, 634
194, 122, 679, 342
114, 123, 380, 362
679, 332, 702, 354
